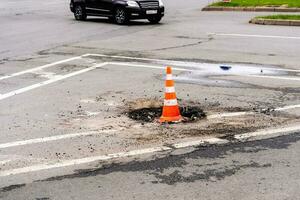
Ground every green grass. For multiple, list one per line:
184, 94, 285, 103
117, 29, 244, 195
256, 14, 300, 20
210, 0, 300, 8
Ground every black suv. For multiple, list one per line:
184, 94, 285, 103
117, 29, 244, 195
70, 0, 164, 24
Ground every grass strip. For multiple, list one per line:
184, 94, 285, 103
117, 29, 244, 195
210, 0, 300, 8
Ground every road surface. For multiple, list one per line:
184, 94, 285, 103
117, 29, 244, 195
0, 0, 299, 199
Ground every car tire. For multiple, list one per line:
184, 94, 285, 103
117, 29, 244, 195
74, 5, 87, 21
148, 16, 162, 24
114, 7, 129, 25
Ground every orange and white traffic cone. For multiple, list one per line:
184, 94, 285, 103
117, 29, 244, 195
160, 66, 182, 123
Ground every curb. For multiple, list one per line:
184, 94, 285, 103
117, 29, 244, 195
202, 6, 300, 12
250, 18, 300, 26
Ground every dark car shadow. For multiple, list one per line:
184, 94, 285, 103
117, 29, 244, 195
81, 17, 163, 26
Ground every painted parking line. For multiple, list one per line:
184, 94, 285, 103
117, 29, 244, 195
86, 53, 300, 73
1, 60, 299, 102
209, 33, 300, 40
0, 53, 299, 84
245, 75, 300, 81
275, 104, 300, 111
0, 62, 191, 102
207, 111, 250, 119
0, 54, 88, 81
0, 146, 172, 177
235, 125, 300, 141
0, 124, 299, 177
0, 129, 119, 149
108, 62, 192, 72
208, 104, 300, 119
111, 62, 300, 82
0, 62, 108, 101
0, 160, 11, 165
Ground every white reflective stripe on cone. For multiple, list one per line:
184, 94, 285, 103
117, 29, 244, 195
166, 74, 172, 80
165, 87, 175, 93
164, 99, 178, 106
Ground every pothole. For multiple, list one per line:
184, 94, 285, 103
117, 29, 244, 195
126, 106, 206, 123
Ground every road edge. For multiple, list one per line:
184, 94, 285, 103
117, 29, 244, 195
202, 6, 300, 12
249, 18, 300, 26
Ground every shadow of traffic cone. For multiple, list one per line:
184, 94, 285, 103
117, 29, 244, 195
160, 66, 182, 123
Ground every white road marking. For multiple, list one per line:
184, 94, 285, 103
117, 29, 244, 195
0, 62, 108, 101
275, 104, 300, 111
246, 75, 300, 81
0, 124, 299, 177
0, 55, 88, 81
234, 125, 300, 141
207, 112, 251, 119
1, 55, 299, 102
210, 33, 300, 40
85, 111, 100, 116
87, 53, 179, 64
0, 61, 192, 102
207, 104, 300, 119
0, 146, 173, 177
0, 159, 11, 165
108, 62, 191, 71
86, 53, 300, 73
172, 138, 227, 149
107, 62, 300, 82
0, 129, 118, 149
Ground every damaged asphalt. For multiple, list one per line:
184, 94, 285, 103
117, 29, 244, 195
126, 106, 206, 123
1, 132, 299, 199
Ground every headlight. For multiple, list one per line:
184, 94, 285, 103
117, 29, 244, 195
158, 0, 164, 6
127, 1, 139, 7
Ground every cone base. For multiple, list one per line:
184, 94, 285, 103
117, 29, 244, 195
159, 115, 183, 123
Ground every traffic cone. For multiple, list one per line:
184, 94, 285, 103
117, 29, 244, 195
160, 66, 182, 123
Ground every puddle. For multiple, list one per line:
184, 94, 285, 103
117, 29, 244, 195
169, 63, 288, 86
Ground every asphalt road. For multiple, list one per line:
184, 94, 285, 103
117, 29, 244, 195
0, 0, 299, 199
1, 0, 300, 67
1, 133, 300, 200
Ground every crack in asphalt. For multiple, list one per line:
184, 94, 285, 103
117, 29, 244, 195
150, 37, 214, 51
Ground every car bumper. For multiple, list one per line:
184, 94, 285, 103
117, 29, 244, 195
126, 6, 164, 19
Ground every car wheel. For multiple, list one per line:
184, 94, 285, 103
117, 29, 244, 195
148, 16, 162, 24
114, 7, 129, 25
74, 5, 87, 21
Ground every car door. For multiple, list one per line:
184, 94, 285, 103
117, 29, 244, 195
94, 0, 113, 15
85, 0, 107, 15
